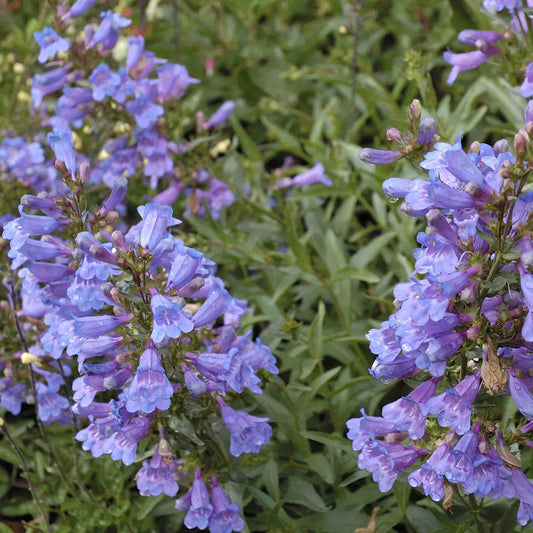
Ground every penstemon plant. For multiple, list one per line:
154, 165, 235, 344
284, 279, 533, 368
0, 2, 283, 532
351, 92, 533, 525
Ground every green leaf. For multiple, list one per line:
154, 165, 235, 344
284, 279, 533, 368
262, 459, 280, 501
307, 300, 325, 361
285, 478, 329, 512
283, 206, 311, 270
331, 266, 380, 284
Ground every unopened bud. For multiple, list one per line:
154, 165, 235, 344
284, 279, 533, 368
409, 99, 421, 119
78, 161, 91, 183
158, 437, 172, 457
0, 417, 4, 427
54, 159, 67, 174
493, 139, 509, 156
514, 131, 527, 157
416, 117, 437, 145
466, 324, 480, 341
468, 141, 481, 154
386, 128, 402, 143
111, 230, 128, 252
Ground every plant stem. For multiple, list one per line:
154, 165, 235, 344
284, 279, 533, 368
0, 421, 50, 532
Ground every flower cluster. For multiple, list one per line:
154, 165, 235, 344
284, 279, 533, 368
444, 0, 533, 93
350, 102, 533, 525
2, 2, 237, 222
0, 5, 281, 531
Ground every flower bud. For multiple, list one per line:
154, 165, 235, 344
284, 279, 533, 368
386, 128, 402, 143
493, 138, 509, 156
416, 117, 436, 145
78, 161, 90, 183
514, 131, 527, 158
468, 141, 481, 154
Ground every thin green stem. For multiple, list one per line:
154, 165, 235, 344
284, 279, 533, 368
0, 421, 50, 532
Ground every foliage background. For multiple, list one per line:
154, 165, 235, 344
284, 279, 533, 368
0, 0, 531, 531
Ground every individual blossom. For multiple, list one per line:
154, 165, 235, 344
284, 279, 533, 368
136, 448, 179, 497
31, 66, 69, 107
508, 369, 533, 420
208, 477, 244, 533
126, 95, 164, 129
34, 27, 70, 64
408, 440, 453, 502
275, 161, 332, 189
88, 10, 131, 50
425, 371, 481, 435
217, 397, 272, 456
358, 441, 427, 492
382, 378, 439, 440
150, 289, 193, 344
176, 468, 213, 530
124, 342, 174, 413
434, 422, 482, 483
61, 0, 96, 20
204, 101, 236, 129
89, 64, 121, 102
359, 148, 402, 165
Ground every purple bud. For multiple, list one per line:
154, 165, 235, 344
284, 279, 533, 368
359, 148, 402, 165
416, 117, 437, 145
204, 101, 236, 129
47, 127, 76, 177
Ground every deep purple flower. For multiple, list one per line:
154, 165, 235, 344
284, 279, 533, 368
444, 46, 500, 85
346, 408, 398, 450
275, 162, 332, 189
105, 415, 153, 465
408, 441, 451, 501
483, 0, 522, 10
34, 27, 70, 64
508, 369, 533, 420
425, 371, 481, 435
192, 285, 232, 328
124, 342, 174, 413
62, 0, 95, 20
47, 127, 76, 177
434, 422, 481, 483
217, 397, 272, 456
73, 314, 131, 338
156, 64, 200, 102
208, 477, 244, 533
99, 176, 128, 215
204, 101, 236, 129
512, 469, 533, 526
382, 378, 439, 439
358, 441, 426, 492
32, 66, 69, 107
176, 468, 213, 530
359, 148, 402, 165
167, 245, 204, 291
89, 64, 121, 102
126, 36, 145, 72
89, 11, 131, 50
125, 95, 164, 129
519, 264, 533, 341
0, 377, 27, 415
416, 117, 437, 145
136, 449, 179, 497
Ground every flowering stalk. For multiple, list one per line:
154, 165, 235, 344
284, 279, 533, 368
349, 100, 533, 526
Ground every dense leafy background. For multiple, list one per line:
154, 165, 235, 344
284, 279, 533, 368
0, 0, 532, 531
